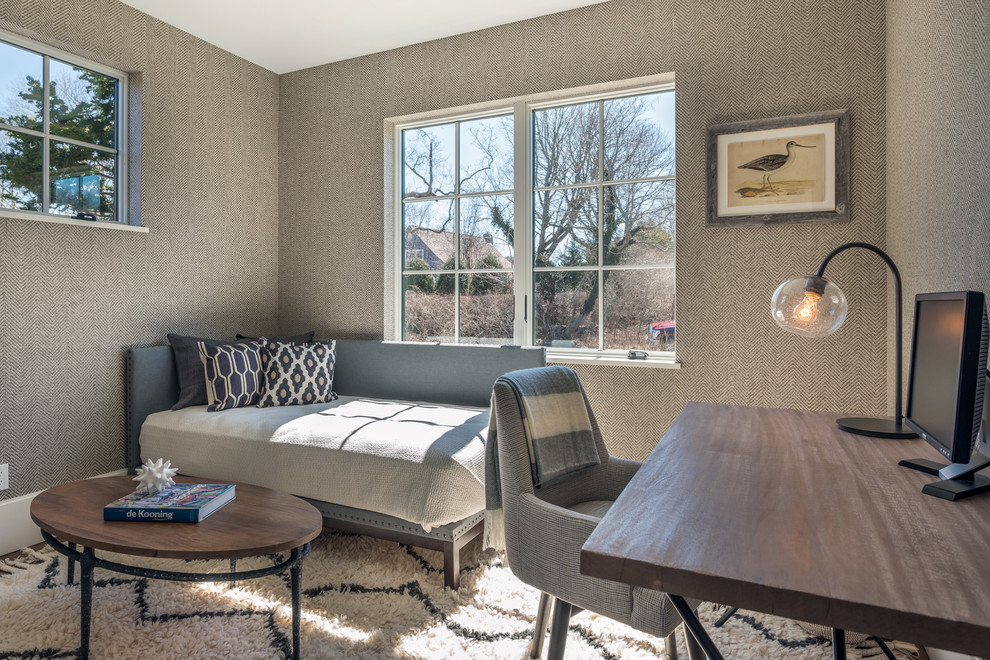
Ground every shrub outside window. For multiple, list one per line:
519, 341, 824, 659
0, 32, 126, 224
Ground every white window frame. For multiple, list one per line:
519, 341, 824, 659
396, 108, 516, 344
0, 29, 132, 229
388, 73, 678, 368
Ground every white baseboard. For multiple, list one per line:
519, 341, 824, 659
0, 470, 128, 556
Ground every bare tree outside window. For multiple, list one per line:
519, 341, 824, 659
534, 92, 675, 352
401, 115, 515, 344
398, 88, 675, 354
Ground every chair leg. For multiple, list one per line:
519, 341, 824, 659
665, 630, 678, 660
685, 624, 706, 660
546, 599, 573, 660
869, 637, 898, 660
832, 629, 847, 660
529, 592, 554, 659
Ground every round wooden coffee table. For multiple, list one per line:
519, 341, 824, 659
31, 475, 322, 660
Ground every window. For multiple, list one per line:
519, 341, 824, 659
0, 32, 126, 224
394, 80, 675, 361
400, 114, 515, 344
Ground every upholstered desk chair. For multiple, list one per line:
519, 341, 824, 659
491, 374, 706, 660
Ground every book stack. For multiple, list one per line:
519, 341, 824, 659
104, 483, 235, 523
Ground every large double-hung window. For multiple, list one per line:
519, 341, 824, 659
0, 32, 126, 224
394, 79, 675, 362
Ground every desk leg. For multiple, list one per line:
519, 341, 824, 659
67, 542, 76, 585
79, 547, 95, 660
832, 629, 846, 660
229, 558, 237, 589
290, 546, 305, 660
669, 595, 724, 660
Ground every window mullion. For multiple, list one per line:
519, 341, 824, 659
41, 54, 50, 213
513, 100, 530, 346
453, 121, 460, 343
395, 128, 405, 340
597, 101, 605, 351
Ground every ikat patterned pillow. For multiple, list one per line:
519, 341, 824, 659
198, 340, 265, 411
258, 340, 338, 407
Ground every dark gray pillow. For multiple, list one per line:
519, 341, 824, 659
167, 334, 248, 410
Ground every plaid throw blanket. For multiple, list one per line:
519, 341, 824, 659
484, 366, 600, 550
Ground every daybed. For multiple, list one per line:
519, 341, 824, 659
125, 339, 545, 588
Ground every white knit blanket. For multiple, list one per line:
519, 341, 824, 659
140, 396, 489, 531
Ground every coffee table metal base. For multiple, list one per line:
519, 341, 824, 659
41, 530, 310, 660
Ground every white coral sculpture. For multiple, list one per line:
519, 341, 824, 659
133, 458, 178, 494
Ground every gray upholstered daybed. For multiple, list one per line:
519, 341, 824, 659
125, 340, 545, 588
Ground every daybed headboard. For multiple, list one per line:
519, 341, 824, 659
125, 345, 179, 471
333, 340, 545, 407
125, 340, 545, 472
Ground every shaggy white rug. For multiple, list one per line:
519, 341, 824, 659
0, 533, 919, 659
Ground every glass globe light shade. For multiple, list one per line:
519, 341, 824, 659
771, 276, 848, 337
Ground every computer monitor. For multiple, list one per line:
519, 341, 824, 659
900, 291, 990, 500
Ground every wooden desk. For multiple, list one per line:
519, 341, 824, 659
580, 403, 990, 658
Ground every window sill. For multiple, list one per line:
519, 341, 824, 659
0, 209, 148, 233
548, 352, 681, 369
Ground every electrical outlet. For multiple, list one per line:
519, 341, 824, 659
0, 464, 8, 490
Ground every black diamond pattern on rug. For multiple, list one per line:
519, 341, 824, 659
0, 534, 919, 659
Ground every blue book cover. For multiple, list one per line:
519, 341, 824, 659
104, 483, 235, 523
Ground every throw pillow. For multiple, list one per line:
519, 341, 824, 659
198, 340, 265, 411
167, 333, 250, 410
235, 331, 315, 343
257, 340, 338, 407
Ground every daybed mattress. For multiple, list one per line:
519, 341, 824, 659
139, 396, 488, 530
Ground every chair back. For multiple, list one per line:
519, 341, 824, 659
492, 369, 613, 576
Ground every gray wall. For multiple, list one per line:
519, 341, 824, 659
886, 0, 990, 367
0, 0, 280, 499
279, 0, 890, 460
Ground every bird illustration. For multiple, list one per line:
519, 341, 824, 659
738, 141, 815, 192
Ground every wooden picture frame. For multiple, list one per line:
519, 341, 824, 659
706, 110, 849, 226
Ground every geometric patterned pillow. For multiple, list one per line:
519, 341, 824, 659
198, 340, 265, 412
257, 339, 338, 407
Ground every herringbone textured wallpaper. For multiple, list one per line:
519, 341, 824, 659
280, 0, 889, 460
887, 0, 990, 392
0, 0, 280, 499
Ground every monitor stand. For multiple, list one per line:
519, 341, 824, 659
899, 451, 990, 501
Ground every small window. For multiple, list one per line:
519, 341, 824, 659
0, 33, 126, 223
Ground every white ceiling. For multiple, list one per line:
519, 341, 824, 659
118, 0, 609, 74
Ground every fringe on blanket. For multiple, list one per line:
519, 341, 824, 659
483, 508, 505, 552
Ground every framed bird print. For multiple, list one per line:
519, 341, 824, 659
706, 110, 849, 226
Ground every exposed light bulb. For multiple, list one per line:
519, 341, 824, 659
771, 277, 848, 337
793, 291, 821, 323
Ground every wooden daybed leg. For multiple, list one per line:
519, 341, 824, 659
443, 519, 484, 590
443, 540, 460, 589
